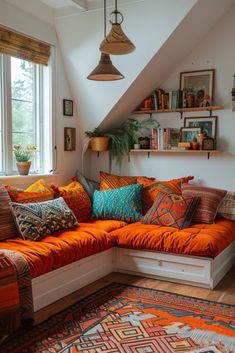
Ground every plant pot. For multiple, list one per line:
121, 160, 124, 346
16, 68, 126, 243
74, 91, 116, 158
90, 137, 109, 152
16, 161, 31, 175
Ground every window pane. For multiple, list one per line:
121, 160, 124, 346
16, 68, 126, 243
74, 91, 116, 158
0, 55, 3, 173
11, 57, 39, 172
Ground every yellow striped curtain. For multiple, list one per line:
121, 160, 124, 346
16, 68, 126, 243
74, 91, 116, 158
0, 27, 51, 66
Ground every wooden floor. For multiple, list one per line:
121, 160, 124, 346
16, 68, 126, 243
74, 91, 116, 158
35, 265, 235, 325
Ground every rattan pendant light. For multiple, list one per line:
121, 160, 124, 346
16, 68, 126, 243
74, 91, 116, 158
87, 0, 124, 81
99, 0, 135, 55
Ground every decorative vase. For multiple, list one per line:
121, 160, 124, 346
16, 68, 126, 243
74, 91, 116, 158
90, 137, 109, 152
16, 161, 31, 175
197, 132, 206, 150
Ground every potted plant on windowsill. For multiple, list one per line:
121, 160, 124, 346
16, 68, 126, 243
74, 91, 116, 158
13, 144, 37, 175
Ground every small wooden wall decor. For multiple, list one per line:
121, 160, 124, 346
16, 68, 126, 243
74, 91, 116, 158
232, 74, 235, 112
64, 127, 76, 151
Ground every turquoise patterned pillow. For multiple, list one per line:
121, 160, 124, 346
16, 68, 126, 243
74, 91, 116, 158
92, 184, 142, 222
10, 197, 78, 241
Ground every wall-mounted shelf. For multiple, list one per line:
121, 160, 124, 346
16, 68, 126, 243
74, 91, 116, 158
133, 105, 224, 118
129, 149, 221, 160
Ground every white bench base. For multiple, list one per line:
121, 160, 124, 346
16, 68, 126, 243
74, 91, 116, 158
32, 242, 235, 312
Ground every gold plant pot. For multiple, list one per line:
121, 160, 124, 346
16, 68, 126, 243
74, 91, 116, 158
90, 137, 109, 152
16, 161, 31, 175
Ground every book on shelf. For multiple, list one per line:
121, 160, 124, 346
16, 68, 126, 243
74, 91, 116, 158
151, 127, 180, 150
142, 88, 187, 110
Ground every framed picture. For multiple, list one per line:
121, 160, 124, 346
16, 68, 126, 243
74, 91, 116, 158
184, 116, 217, 139
64, 127, 76, 151
180, 69, 215, 107
181, 127, 201, 142
63, 99, 73, 116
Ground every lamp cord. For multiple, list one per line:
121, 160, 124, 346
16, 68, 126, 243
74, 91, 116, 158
104, 0, 106, 38
115, 0, 117, 23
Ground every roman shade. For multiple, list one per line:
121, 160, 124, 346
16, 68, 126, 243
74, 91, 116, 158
0, 26, 51, 66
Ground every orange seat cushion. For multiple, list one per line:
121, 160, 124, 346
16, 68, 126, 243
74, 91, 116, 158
0, 220, 126, 278
108, 219, 235, 258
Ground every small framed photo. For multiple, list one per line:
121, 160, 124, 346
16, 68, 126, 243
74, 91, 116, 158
184, 116, 217, 139
202, 137, 215, 150
63, 99, 73, 116
181, 127, 201, 142
64, 127, 76, 151
180, 69, 215, 107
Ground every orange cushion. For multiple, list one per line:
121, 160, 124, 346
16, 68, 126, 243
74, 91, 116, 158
6, 179, 54, 204
139, 176, 194, 214
0, 220, 126, 278
99, 171, 137, 191
108, 219, 235, 258
57, 181, 92, 222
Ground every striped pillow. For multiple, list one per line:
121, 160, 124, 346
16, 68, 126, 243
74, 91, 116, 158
181, 184, 227, 224
99, 171, 137, 191
0, 185, 18, 241
217, 191, 235, 221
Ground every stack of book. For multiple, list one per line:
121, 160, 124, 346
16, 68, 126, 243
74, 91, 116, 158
151, 128, 181, 150
150, 89, 186, 110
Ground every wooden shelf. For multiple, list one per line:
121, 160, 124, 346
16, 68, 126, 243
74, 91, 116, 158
129, 149, 221, 159
133, 105, 224, 115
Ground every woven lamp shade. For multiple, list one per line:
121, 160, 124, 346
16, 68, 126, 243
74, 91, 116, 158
99, 24, 135, 55
87, 53, 124, 81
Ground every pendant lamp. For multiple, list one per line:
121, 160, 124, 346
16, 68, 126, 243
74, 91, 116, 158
87, 0, 124, 81
99, 0, 135, 55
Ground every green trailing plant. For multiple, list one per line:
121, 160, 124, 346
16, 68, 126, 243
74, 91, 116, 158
85, 117, 160, 168
13, 144, 37, 162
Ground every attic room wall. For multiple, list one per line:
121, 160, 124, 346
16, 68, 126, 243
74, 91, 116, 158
87, 4, 235, 191
0, 0, 81, 184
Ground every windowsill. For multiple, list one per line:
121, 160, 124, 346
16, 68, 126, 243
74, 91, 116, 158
0, 173, 62, 187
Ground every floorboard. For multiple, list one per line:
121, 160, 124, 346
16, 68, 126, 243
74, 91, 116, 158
34, 265, 235, 325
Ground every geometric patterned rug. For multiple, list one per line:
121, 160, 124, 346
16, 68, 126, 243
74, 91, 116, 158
1, 283, 235, 353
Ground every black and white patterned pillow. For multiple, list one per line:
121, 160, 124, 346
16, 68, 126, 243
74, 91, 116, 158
10, 197, 78, 241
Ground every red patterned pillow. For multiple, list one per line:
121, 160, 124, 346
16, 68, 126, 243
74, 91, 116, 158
181, 184, 227, 224
141, 192, 199, 229
0, 185, 18, 240
56, 181, 92, 222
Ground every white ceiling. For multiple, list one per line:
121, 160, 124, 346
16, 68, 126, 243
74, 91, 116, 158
39, 0, 141, 11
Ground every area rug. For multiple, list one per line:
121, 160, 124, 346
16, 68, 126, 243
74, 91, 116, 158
1, 283, 235, 353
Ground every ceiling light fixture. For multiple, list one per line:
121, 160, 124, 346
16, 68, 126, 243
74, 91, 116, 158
99, 0, 135, 55
87, 0, 124, 81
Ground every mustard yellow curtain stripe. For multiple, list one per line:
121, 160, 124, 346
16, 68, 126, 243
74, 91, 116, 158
0, 27, 51, 66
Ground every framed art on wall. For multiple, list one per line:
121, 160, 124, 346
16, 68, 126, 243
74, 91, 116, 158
180, 69, 215, 107
64, 127, 76, 151
181, 127, 201, 143
63, 99, 73, 116
184, 116, 217, 139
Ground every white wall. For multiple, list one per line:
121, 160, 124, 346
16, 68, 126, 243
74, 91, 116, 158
87, 5, 235, 191
0, 0, 82, 184
55, 0, 196, 134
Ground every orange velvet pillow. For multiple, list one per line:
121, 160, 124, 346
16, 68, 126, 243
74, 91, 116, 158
99, 171, 137, 191
56, 180, 92, 222
6, 179, 54, 204
140, 176, 194, 214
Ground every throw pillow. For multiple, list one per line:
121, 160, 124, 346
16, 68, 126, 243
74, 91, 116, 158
6, 179, 54, 204
99, 171, 137, 191
217, 191, 235, 221
142, 192, 199, 229
10, 197, 78, 241
140, 176, 194, 214
181, 184, 227, 224
0, 185, 18, 240
55, 180, 92, 222
75, 170, 99, 200
92, 184, 142, 222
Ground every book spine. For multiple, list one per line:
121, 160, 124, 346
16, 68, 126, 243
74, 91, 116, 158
152, 128, 158, 150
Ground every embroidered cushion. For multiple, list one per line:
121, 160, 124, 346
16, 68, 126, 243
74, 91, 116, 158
55, 180, 92, 222
140, 176, 194, 214
92, 184, 142, 222
10, 197, 78, 241
75, 170, 99, 200
217, 191, 235, 221
181, 184, 227, 224
99, 171, 137, 191
0, 185, 18, 240
142, 192, 199, 229
6, 179, 54, 204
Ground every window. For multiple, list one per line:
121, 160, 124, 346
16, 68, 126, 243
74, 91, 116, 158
0, 54, 52, 175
